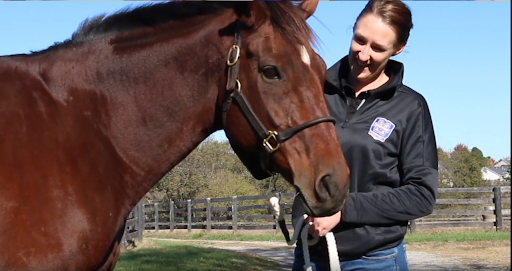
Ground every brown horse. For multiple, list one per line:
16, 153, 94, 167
0, 1, 350, 270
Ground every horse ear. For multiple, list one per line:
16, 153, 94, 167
234, 1, 268, 28
297, 0, 320, 20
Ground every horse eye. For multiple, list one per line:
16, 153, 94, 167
261, 66, 281, 80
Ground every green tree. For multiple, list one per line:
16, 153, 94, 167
470, 147, 489, 168
449, 144, 485, 187
195, 169, 261, 199
437, 147, 452, 188
145, 137, 264, 203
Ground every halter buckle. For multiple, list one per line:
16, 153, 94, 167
227, 45, 240, 66
263, 131, 280, 153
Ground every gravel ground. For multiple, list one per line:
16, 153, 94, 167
152, 239, 509, 271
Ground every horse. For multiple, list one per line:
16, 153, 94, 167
0, 1, 350, 270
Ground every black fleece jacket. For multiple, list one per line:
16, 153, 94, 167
292, 56, 438, 260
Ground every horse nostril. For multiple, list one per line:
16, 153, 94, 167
315, 174, 334, 200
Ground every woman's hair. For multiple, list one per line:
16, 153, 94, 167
355, 0, 413, 47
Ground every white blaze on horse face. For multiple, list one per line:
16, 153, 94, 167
299, 45, 311, 67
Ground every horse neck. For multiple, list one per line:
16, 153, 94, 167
41, 11, 235, 202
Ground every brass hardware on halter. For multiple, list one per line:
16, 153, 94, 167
263, 131, 280, 153
234, 79, 242, 93
227, 45, 240, 66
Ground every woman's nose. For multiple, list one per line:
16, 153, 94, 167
358, 46, 370, 63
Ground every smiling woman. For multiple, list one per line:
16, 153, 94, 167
291, 1, 438, 271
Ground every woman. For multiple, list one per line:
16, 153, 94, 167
292, 0, 438, 270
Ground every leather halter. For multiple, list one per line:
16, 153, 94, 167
221, 22, 335, 177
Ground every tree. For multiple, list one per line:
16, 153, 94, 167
145, 137, 264, 203
486, 157, 496, 167
449, 144, 486, 187
195, 169, 261, 199
470, 147, 489, 168
437, 147, 453, 188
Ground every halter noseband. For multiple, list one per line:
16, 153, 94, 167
221, 22, 335, 177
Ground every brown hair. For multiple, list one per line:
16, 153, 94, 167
355, 0, 413, 47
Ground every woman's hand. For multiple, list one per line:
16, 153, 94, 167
306, 210, 342, 238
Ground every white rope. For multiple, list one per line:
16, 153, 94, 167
269, 196, 340, 271
325, 232, 340, 270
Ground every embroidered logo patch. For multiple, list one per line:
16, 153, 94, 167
368, 117, 395, 142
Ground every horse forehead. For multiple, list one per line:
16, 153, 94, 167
247, 34, 315, 71
299, 45, 311, 67
253, 37, 312, 67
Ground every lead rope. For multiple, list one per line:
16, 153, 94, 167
269, 177, 340, 271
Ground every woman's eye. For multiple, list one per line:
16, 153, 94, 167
261, 66, 281, 80
354, 36, 365, 45
373, 46, 386, 53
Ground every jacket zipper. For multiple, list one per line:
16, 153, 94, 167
342, 93, 367, 128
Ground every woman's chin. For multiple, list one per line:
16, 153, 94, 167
352, 73, 371, 83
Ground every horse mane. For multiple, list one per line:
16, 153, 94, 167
32, 1, 316, 54
263, 1, 317, 47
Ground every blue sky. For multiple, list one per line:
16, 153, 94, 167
0, 1, 509, 160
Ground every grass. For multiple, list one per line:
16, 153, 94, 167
146, 231, 284, 242
405, 230, 510, 243
119, 229, 511, 270
145, 228, 511, 243
114, 240, 279, 271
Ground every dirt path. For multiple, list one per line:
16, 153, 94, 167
151, 238, 510, 271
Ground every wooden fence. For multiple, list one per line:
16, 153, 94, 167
143, 193, 294, 232
121, 200, 144, 249
138, 186, 510, 238
409, 186, 511, 233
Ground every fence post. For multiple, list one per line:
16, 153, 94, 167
493, 186, 503, 232
206, 198, 212, 232
137, 200, 144, 242
408, 219, 416, 234
232, 196, 238, 233
154, 203, 159, 232
121, 222, 127, 248
187, 199, 192, 232
274, 192, 280, 234
169, 200, 175, 232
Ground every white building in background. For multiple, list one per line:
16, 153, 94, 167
481, 157, 510, 185
494, 157, 511, 168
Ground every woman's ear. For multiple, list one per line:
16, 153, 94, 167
394, 43, 406, 56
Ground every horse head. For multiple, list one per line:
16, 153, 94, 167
218, 1, 350, 217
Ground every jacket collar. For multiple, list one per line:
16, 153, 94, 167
325, 55, 405, 99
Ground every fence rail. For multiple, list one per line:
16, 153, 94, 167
143, 193, 296, 232
408, 186, 510, 232
133, 186, 510, 241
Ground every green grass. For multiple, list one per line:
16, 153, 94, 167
114, 240, 278, 271
145, 230, 511, 243
116, 231, 510, 270
146, 231, 284, 242
404, 231, 510, 243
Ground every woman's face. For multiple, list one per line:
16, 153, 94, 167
348, 13, 404, 85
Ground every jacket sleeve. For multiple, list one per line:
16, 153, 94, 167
341, 100, 438, 225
